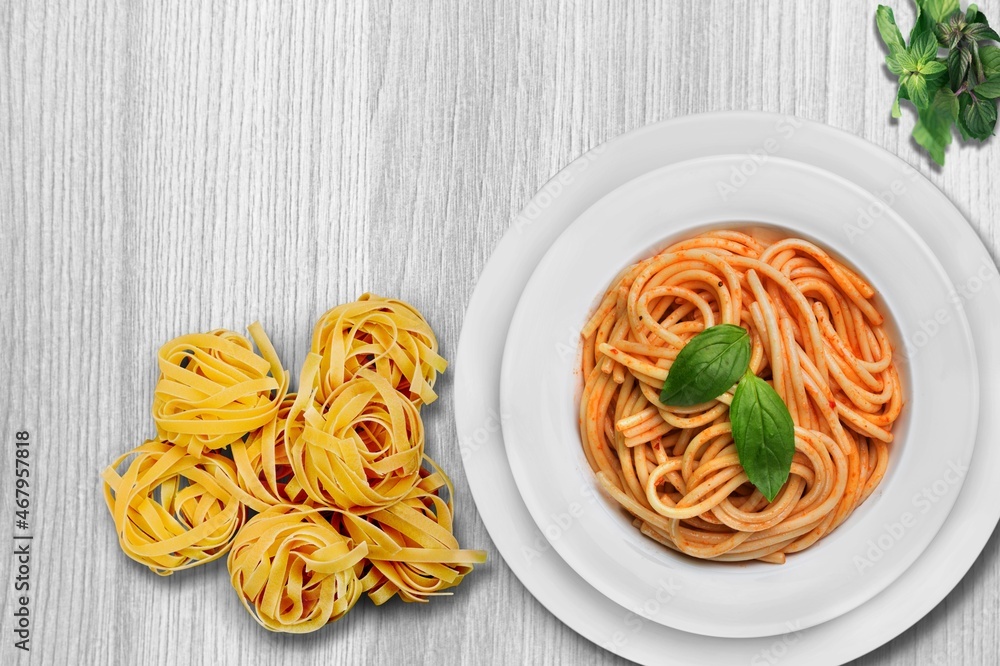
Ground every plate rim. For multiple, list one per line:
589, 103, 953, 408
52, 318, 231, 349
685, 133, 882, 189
498, 153, 979, 638
454, 110, 1000, 665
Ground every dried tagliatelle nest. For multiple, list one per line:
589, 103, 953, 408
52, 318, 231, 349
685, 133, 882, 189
101, 295, 486, 633
102, 439, 245, 575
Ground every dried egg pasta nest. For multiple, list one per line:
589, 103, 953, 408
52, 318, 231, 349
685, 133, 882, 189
102, 439, 245, 575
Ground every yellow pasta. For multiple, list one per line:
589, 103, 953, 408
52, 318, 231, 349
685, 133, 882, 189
228, 505, 368, 633
102, 439, 245, 575
310, 293, 447, 406
229, 393, 314, 511
343, 457, 488, 604
153, 322, 289, 456
103, 296, 484, 633
287, 354, 424, 512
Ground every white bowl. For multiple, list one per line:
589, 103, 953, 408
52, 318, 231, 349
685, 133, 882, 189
499, 155, 978, 638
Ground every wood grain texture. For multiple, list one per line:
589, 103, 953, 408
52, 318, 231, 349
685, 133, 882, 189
1, 1, 998, 664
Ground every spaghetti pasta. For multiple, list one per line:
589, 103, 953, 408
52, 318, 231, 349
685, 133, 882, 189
310, 294, 447, 406
228, 504, 368, 633
153, 323, 289, 456
102, 439, 245, 575
579, 230, 902, 564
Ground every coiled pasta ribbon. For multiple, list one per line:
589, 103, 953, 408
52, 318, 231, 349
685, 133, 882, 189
104, 296, 485, 631
343, 458, 488, 604
310, 294, 447, 406
153, 322, 289, 456
102, 439, 245, 575
228, 394, 314, 511
286, 354, 425, 512
228, 505, 368, 633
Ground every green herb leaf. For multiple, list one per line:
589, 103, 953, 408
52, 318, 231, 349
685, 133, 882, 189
878, 1, 998, 163
892, 47, 921, 73
886, 52, 907, 75
965, 22, 1000, 41
922, 0, 961, 23
659, 324, 751, 407
913, 121, 947, 163
975, 75, 1000, 97
893, 85, 906, 117
730, 372, 795, 502
911, 29, 942, 63
921, 59, 948, 75
957, 91, 976, 137
910, 0, 936, 41
907, 71, 932, 106
914, 87, 959, 163
981, 45, 1000, 77
949, 45, 973, 87
925, 86, 961, 132
962, 94, 998, 138
973, 40, 987, 84
877, 6, 908, 53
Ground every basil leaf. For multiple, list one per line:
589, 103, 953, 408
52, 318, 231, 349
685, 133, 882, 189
948, 45, 972, 88
910, 0, 935, 42
957, 91, 975, 138
981, 45, 1000, 77
892, 86, 906, 118
910, 30, 941, 64
922, 86, 960, 134
907, 72, 931, 107
913, 88, 958, 163
877, 2, 999, 163
877, 6, 907, 54
962, 95, 998, 139
659, 324, 750, 407
892, 47, 920, 72
966, 22, 1000, 42
975, 75, 1000, 98
922, 0, 960, 23
886, 52, 907, 75
913, 120, 948, 163
920, 59, 948, 75
731, 372, 796, 503
966, 4, 984, 24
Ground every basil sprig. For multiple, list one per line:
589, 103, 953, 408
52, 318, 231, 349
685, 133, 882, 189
659, 324, 750, 406
876, 0, 1000, 165
730, 371, 796, 502
659, 324, 795, 502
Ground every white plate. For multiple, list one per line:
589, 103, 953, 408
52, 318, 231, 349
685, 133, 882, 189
499, 155, 978, 638
454, 112, 1000, 665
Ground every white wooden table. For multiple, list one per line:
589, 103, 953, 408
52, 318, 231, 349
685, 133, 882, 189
2, 1, 998, 664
